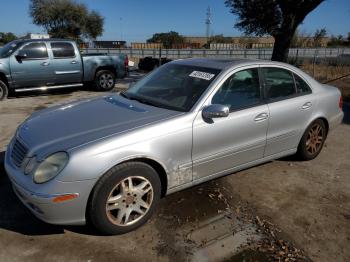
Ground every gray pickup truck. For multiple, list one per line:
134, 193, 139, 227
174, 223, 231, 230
0, 39, 128, 100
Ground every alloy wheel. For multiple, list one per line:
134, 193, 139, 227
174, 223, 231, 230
106, 176, 154, 226
99, 73, 114, 89
306, 123, 324, 155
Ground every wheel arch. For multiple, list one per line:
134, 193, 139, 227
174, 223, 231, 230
95, 66, 117, 78
306, 115, 329, 136
92, 156, 169, 198
0, 72, 9, 86
317, 117, 329, 136
121, 157, 168, 197
85, 156, 169, 225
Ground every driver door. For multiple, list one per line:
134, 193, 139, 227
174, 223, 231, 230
192, 67, 269, 180
10, 42, 55, 88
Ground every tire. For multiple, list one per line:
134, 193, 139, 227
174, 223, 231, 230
88, 162, 161, 235
94, 70, 116, 91
297, 119, 327, 160
0, 80, 8, 101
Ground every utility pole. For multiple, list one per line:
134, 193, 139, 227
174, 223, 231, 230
205, 6, 212, 47
120, 17, 123, 41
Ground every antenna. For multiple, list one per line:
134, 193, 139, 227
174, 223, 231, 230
205, 6, 212, 41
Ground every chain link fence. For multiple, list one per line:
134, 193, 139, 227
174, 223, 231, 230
82, 47, 350, 64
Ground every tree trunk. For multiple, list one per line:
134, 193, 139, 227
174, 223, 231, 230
271, 32, 294, 62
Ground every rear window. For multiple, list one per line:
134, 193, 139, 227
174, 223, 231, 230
262, 67, 296, 100
294, 73, 312, 94
51, 42, 75, 58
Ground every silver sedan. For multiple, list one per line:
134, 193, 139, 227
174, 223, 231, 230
5, 58, 344, 234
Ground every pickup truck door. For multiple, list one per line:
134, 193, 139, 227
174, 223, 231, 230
49, 42, 83, 84
9, 42, 55, 88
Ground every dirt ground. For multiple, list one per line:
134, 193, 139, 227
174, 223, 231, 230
0, 72, 349, 262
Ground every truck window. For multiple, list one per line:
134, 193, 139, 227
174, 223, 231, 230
51, 42, 76, 58
19, 42, 48, 59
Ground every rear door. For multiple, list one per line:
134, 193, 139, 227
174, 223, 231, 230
49, 42, 83, 84
192, 67, 269, 180
10, 42, 54, 88
261, 66, 315, 156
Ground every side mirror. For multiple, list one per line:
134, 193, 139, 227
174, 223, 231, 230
202, 104, 230, 119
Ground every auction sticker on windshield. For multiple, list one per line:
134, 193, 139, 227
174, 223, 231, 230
189, 71, 215, 80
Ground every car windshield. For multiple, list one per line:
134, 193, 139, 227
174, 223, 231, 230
123, 63, 221, 112
0, 41, 23, 58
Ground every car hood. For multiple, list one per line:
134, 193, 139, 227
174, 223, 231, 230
17, 95, 181, 158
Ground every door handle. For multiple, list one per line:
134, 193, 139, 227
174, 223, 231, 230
302, 102, 312, 110
254, 113, 269, 122
41, 62, 50, 66
71, 60, 77, 64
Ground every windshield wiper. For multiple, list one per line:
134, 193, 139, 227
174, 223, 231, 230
120, 92, 161, 108
130, 96, 161, 108
119, 91, 130, 99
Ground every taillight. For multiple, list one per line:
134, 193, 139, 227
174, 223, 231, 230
339, 96, 343, 109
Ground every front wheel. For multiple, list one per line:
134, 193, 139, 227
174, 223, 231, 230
88, 162, 161, 235
297, 119, 327, 160
0, 80, 9, 101
95, 70, 116, 91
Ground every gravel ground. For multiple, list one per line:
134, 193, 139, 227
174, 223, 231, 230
0, 72, 349, 262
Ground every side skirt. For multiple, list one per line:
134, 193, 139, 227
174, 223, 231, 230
15, 83, 83, 93
166, 148, 297, 195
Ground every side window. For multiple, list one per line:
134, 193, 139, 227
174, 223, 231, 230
294, 73, 312, 94
262, 67, 296, 100
212, 68, 261, 111
19, 43, 48, 59
51, 42, 75, 58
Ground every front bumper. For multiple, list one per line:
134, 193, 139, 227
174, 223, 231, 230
4, 147, 97, 226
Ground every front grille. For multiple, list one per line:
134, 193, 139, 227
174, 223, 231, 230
11, 139, 28, 167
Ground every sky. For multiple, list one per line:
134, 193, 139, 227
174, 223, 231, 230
0, 0, 349, 43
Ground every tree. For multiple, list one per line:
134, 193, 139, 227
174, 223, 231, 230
313, 28, 327, 47
29, 0, 104, 40
147, 31, 185, 49
290, 29, 311, 48
0, 32, 17, 45
224, 0, 324, 62
327, 34, 348, 47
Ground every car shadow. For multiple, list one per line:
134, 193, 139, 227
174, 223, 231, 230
0, 149, 230, 237
0, 151, 66, 235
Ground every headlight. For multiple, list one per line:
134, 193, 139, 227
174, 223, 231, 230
33, 152, 69, 184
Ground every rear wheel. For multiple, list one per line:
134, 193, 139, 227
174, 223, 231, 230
88, 162, 161, 235
297, 119, 327, 160
95, 70, 116, 91
0, 80, 8, 101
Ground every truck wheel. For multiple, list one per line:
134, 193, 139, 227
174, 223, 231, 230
0, 80, 8, 101
88, 162, 161, 235
95, 70, 116, 91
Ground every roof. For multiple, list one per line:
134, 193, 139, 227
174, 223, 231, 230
17, 38, 76, 43
172, 58, 263, 70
